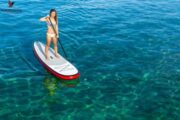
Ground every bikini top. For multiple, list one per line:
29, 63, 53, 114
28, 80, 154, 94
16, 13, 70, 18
46, 19, 57, 27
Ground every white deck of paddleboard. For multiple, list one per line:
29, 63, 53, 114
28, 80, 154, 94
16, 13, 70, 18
34, 41, 78, 76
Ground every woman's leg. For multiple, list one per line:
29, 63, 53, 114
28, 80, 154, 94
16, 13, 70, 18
52, 37, 59, 58
45, 35, 52, 60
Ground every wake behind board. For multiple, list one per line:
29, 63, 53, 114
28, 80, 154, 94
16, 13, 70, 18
33, 41, 80, 80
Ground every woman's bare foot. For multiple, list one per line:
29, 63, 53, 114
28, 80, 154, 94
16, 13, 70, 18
45, 55, 50, 60
55, 54, 60, 59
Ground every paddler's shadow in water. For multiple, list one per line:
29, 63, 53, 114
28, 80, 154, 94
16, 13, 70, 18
43, 74, 80, 96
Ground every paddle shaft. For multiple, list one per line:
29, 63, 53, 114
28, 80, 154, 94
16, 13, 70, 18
48, 17, 68, 59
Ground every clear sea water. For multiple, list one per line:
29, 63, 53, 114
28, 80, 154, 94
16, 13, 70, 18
0, 0, 180, 120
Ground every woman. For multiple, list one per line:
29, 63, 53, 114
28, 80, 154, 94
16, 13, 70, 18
39, 9, 60, 60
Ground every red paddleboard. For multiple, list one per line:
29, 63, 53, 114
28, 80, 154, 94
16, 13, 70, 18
33, 41, 80, 80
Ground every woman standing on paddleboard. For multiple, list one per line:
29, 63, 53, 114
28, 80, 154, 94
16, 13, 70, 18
39, 9, 60, 60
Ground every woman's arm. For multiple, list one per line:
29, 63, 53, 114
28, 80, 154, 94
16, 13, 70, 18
39, 16, 49, 22
56, 23, 59, 38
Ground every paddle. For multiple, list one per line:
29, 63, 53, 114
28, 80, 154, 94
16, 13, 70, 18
48, 17, 68, 59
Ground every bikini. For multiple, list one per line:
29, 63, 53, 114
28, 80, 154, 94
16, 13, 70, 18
46, 20, 57, 38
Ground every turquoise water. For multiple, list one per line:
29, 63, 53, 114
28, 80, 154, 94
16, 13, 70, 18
0, 0, 180, 119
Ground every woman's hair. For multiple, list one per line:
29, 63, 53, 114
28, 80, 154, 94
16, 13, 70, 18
49, 9, 58, 24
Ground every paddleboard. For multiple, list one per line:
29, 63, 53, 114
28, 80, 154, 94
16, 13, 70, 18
33, 41, 80, 80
